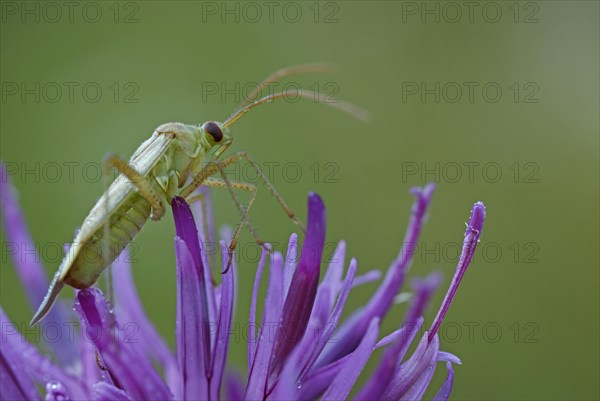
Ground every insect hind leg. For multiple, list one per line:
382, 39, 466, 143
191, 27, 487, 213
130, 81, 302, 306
104, 153, 165, 220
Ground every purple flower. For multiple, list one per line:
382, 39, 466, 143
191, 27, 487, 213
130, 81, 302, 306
1, 161, 486, 401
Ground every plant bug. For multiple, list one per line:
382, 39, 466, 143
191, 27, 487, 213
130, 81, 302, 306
30, 64, 368, 326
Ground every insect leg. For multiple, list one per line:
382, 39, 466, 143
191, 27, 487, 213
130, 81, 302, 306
180, 159, 226, 199
182, 151, 305, 232
203, 177, 262, 245
104, 153, 165, 221
101, 155, 113, 306
102, 153, 166, 304
223, 151, 306, 233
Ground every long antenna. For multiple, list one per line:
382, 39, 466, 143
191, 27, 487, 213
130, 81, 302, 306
223, 89, 370, 129
238, 63, 336, 109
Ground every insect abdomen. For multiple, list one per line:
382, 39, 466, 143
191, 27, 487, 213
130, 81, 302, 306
64, 193, 151, 288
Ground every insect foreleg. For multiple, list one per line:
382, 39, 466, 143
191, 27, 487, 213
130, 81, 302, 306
182, 151, 305, 233
226, 151, 306, 233
104, 153, 165, 220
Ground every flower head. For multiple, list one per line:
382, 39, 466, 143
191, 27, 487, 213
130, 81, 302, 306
1, 161, 486, 401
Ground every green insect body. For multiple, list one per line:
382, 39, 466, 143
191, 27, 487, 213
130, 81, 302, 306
32, 122, 230, 325
30, 64, 369, 326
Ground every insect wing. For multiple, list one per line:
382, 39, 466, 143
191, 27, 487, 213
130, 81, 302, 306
58, 131, 174, 281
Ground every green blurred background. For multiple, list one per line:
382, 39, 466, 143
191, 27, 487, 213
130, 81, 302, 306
1, 1, 598, 400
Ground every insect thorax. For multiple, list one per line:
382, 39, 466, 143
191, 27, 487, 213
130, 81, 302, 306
151, 123, 208, 200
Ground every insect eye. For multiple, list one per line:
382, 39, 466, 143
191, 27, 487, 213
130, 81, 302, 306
204, 121, 223, 142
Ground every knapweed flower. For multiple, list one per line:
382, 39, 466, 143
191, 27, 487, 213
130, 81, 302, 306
1, 161, 486, 401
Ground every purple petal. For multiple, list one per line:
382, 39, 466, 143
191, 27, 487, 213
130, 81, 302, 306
112, 247, 179, 397
174, 237, 208, 399
191, 193, 218, 327
375, 317, 423, 350
262, 238, 338, 400
248, 246, 268, 372
375, 329, 404, 349
272, 250, 357, 400
402, 184, 437, 262
428, 202, 486, 342
0, 163, 48, 306
91, 382, 131, 401
299, 354, 351, 400
172, 197, 212, 370
306, 285, 331, 346
381, 334, 440, 401
299, 258, 358, 378
432, 362, 455, 401
399, 355, 438, 401
351, 269, 381, 288
0, 308, 87, 400
0, 163, 77, 366
79, 323, 100, 387
283, 233, 298, 298
403, 343, 461, 401
299, 242, 350, 368
320, 184, 435, 364
44, 381, 70, 401
271, 193, 326, 373
224, 372, 245, 401
245, 251, 284, 400
75, 288, 173, 401
0, 337, 41, 401
321, 318, 380, 401
405, 272, 442, 326
200, 237, 217, 326
273, 256, 357, 401
191, 186, 216, 248
354, 318, 423, 401
271, 258, 358, 400
320, 240, 346, 307
269, 345, 303, 401
208, 240, 236, 400
438, 351, 462, 365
